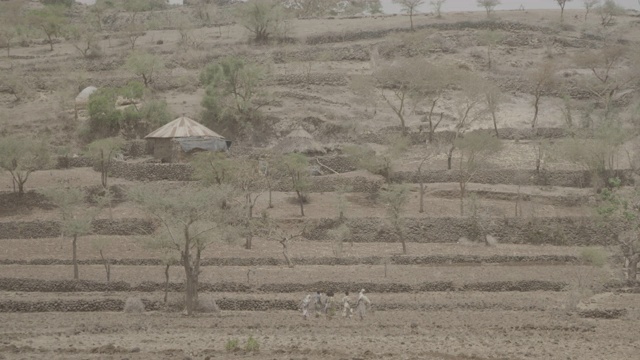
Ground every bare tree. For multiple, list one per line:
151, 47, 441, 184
455, 132, 502, 215
555, 0, 573, 23
129, 185, 239, 315
415, 143, 443, 213
92, 237, 112, 282
394, 0, 425, 31
375, 58, 442, 136
528, 60, 557, 128
28, 5, 66, 51
479, 30, 503, 71
583, 0, 600, 21
0, 0, 23, 57
476, 0, 501, 17
235, 0, 288, 43
484, 81, 502, 138
446, 74, 487, 170
381, 184, 410, 254
430, 0, 447, 18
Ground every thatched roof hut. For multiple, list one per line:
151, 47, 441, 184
145, 116, 230, 162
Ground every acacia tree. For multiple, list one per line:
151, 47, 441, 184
394, 0, 425, 31
574, 44, 631, 119
446, 74, 486, 170
129, 185, 238, 315
375, 58, 437, 136
430, 0, 447, 18
279, 153, 310, 217
200, 56, 266, 136
479, 30, 503, 71
125, 52, 164, 88
583, 0, 600, 20
235, 0, 287, 43
29, 5, 66, 51
65, 22, 100, 58
0, 137, 50, 196
0, 0, 23, 57
597, 178, 640, 282
477, 0, 501, 17
596, 0, 624, 26
555, 0, 573, 23
484, 81, 502, 138
381, 184, 410, 254
529, 60, 557, 128
44, 187, 97, 280
455, 132, 502, 215
87, 137, 125, 189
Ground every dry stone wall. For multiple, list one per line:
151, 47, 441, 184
0, 218, 156, 239
302, 216, 620, 246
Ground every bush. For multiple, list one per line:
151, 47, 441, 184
41, 0, 73, 6
581, 247, 608, 268
123, 297, 145, 313
225, 339, 239, 352
244, 335, 259, 353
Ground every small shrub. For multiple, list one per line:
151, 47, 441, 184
581, 247, 608, 268
245, 335, 260, 353
123, 297, 145, 313
225, 339, 239, 352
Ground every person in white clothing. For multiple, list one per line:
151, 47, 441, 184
341, 291, 352, 319
300, 294, 311, 320
355, 289, 371, 320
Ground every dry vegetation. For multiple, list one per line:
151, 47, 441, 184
1, 0, 640, 359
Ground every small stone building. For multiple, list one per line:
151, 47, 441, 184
145, 116, 230, 163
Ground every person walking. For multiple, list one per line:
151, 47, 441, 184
300, 294, 311, 320
355, 289, 371, 320
324, 291, 335, 319
313, 291, 323, 317
341, 291, 352, 319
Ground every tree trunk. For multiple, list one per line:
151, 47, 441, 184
164, 264, 170, 304
487, 45, 492, 70
419, 181, 425, 213
398, 227, 407, 255
409, 11, 414, 31
281, 239, 294, 268
72, 235, 79, 280
99, 249, 110, 282
447, 147, 454, 170
459, 182, 465, 216
628, 255, 639, 283
245, 234, 252, 250
47, 34, 53, 51
532, 94, 540, 128
491, 110, 499, 138
296, 190, 305, 217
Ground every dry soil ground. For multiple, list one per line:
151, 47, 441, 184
2, 4, 640, 360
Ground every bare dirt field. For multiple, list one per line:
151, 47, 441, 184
2, 2, 640, 360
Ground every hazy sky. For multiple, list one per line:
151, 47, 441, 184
381, 0, 640, 14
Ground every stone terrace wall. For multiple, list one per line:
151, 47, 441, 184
0, 219, 156, 239
108, 160, 193, 181
391, 169, 636, 188
301, 216, 621, 246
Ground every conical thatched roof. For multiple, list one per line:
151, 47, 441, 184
145, 116, 225, 139
272, 128, 326, 155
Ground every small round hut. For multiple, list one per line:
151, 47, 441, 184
145, 116, 230, 163
272, 128, 326, 156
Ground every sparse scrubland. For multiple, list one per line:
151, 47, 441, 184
1, 0, 640, 359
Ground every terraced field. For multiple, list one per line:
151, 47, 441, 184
2, 2, 640, 360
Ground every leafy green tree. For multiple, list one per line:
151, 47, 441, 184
192, 152, 233, 186
583, 0, 600, 21
596, 0, 624, 26
430, 0, 447, 18
279, 153, 310, 217
345, 134, 409, 183
528, 60, 557, 128
125, 52, 164, 88
65, 22, 100, 58
129, 185, 239, 315
87, 137, 126, 189
200, 56, 265, 135
87, 88, 123, 139
44, 187, 98, 280
0, 137, 51, 196
235, 0, 288, 43
597, 178, 640, 282
29, 5, 66, 51
455, 132, 502, 215
381, 184, 410, 254
0, 0, 24, 57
